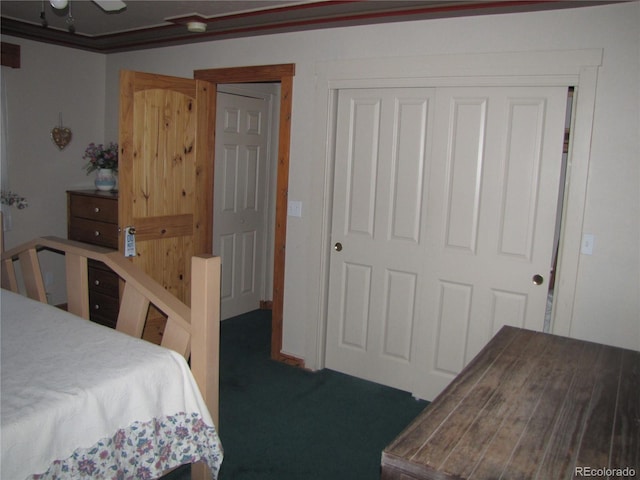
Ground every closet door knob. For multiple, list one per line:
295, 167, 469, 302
532, 274, 544, 285
334, 242, 343, 252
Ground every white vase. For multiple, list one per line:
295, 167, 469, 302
95, 168, 117, 191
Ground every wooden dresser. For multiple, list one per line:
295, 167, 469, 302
381, 326, 639, 480
67, 189, 166, 343
67, 190, 120, 328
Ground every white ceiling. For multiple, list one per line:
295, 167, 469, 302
0, 0, 625, 53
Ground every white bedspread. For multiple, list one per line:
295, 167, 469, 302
1, 289, 222, 479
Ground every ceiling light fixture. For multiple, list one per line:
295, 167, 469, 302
50, 0, 127, 12
187, 21, 207, 33
49, 0, 69, 9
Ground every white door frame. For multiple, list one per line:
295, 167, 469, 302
306, 49, 603, 371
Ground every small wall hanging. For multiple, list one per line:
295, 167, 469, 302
51, 113, 72, 150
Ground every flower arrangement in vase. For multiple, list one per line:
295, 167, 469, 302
1, 190, 28, 209
83, 142, 118, 191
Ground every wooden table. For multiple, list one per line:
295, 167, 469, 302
381, 326, 639, 479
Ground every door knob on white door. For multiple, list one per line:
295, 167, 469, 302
532, 274, 544, 285
334, 242, 343, 252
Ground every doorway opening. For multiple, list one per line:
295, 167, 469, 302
194, 64, 300, 366
213, 84, 278, 321
545, 86, 575, 333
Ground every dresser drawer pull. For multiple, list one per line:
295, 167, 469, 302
94, 280, 100, 286
94, 304, 100, 310
94, 231, 101, 237
94, 207, 100, 213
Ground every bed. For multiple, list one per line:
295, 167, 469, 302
1, 236, 223, 479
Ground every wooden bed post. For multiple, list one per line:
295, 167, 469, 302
190, 255, 221, 425
190, 254, 221, 480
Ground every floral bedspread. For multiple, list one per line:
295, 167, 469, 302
30, 412, 222, 480
1, 290, 223, 480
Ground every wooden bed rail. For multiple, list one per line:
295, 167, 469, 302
1, 236, 221, 432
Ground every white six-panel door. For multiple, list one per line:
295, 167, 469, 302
326, 88, 435, 392
326, 86, 568, 400
414, 86, 568, 399
213, 92, 269, 320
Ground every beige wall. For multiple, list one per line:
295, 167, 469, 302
2, 1, 639, 358
1, 41, 106, 303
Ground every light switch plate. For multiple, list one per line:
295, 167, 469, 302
288, 200, 302, 217
581, 233, 594, 255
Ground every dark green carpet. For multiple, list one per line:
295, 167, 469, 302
165, 310, 428, 480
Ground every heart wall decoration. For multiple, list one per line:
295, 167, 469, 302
51, 113, 72, 150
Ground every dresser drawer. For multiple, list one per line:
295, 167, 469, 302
69, 218, 119, 249
88, 290, 120, 328
88, 261, 119, 296
69, 194, 118, 223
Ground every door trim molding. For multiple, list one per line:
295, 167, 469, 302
308, 49, 602, 372
194, 64, 299, 365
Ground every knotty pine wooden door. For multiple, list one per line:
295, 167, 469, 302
118, 70, 215, 306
